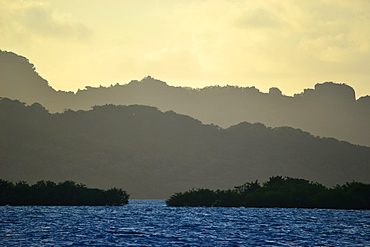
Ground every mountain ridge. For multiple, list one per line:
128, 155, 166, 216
1, 49, 370, 147
1, 98, 369, 199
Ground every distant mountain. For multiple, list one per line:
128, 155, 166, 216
1, 98, 369, 199
1, 49, 370, 147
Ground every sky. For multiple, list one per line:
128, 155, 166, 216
1, 0, 369, 98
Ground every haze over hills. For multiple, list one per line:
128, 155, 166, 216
1, 98, 370, 199
1, 50, 369, 147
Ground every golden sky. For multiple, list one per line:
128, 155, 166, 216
1, 0, 369, 97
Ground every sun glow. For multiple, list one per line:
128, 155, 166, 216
1, 0, 369, 97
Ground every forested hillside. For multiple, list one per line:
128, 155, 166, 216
1, 50, 370, 147
1, 98, 369, 199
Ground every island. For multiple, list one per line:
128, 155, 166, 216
0, 179, 129, 206
166, 176, 370, 209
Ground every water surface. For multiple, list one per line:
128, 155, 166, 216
1, 200, 369, 246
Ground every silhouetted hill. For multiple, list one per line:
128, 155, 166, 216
1, 49, 370, 147
0, 50, 69, 111
1, 98, 369, 199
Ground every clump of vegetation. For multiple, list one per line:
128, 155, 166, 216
0, 179, 129, 206
166, 176, 370, 209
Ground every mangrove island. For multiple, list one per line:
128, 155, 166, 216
166, 176, 370, 209
0, 179, 129, 206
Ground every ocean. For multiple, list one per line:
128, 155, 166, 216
1, 200, 369, 246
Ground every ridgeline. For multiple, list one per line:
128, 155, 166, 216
1, 98, 370, 199
1, 50, 370, 147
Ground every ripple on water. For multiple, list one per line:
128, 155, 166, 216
0, 201, 370, 246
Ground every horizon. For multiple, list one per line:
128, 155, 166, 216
1, 0, 370, 98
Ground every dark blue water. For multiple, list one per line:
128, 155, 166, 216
1, 200, 369, 246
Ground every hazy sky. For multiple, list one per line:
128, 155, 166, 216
1, 0, 369, 97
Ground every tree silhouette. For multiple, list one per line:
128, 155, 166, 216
0, 179, 129, 206
167, 176, 370, 209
